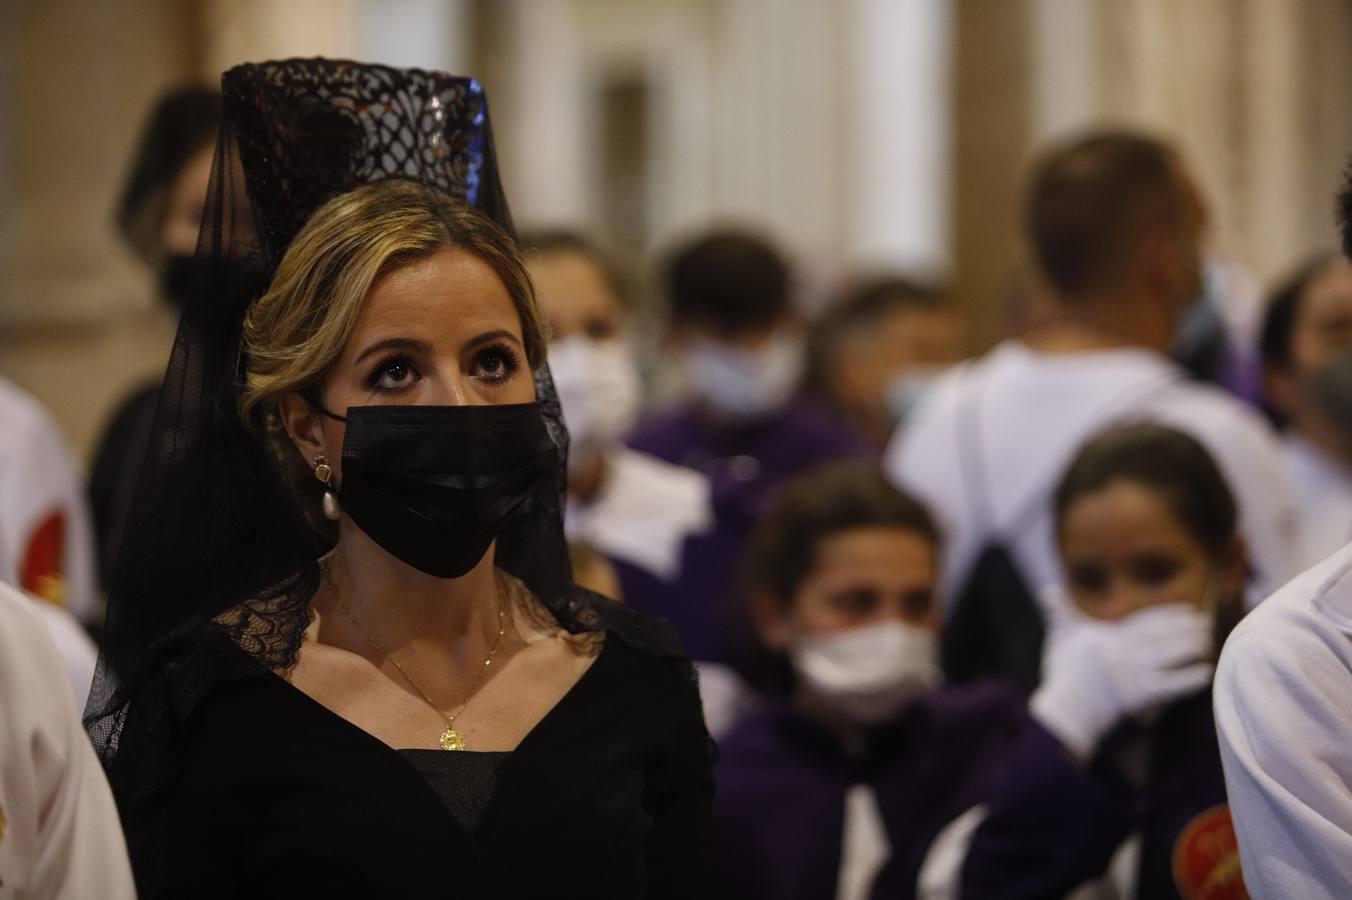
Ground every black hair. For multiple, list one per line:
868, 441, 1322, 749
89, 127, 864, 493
1260, 253, 1342, 373
744, 462, 941, 609
1025, 131, 1187, 298
517, 227, 630, 308
1258, 254, 1342, 427
117, 86, 224, 263
1054, 423, 1238, 559
664, 229, 791, 336
802, 275, 948, 401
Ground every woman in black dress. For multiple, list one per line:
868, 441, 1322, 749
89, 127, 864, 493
85, 59, 712, 899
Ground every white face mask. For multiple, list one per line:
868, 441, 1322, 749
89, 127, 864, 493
683, 334, 804, 420
548, 335, 642, 476
790, 620, 940, 725
884, 366, 943, 427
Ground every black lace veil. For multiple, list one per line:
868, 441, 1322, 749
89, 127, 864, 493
86, 58, 684, 859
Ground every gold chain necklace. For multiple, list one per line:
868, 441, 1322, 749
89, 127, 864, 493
331, 567, 507, 751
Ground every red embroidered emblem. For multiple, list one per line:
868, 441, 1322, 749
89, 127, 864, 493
1172, 804, 1248, 900
20, 510, 66, 607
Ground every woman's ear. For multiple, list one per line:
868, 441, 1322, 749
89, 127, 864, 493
276, 392, 329, 467
749, 589, 791, 652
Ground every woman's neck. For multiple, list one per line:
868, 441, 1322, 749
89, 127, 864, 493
322, 528, 506, 672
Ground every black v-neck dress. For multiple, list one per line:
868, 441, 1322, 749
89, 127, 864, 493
148, 629, 713, 898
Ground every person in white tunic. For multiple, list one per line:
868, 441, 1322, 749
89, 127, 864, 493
885, 131, 1300, 687
522, 232, 747, 734
1213, 165, 1352, 900
1214, 545, 1352, 899
0, 377, 98, 623
1259, 254, 1352, 566
0, 580, 135, 899
0, 377, 101, 703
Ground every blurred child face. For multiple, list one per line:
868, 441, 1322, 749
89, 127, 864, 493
1289, 262, 1352, 375
786, 527, 938, 638
1059, 479, 1236, 622
526, 249, 625, 342
1271, 261, 1352, 435
832, 305, 963, 438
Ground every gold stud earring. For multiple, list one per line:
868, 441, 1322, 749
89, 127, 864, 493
313, 454, 341, 521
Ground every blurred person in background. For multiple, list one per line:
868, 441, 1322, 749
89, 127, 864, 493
1214, 164, 1352, 900
0, 375, 100, 704
1171, 256, 1267, 404
714, 462, 1127, 900
1259, 253, 1352, 566
886, 130, 1300, 690
802, 275, 965, 452
628, 229, 868, 683
0, 581, 135, 898
1022, 424, 1249, 899
521, 231, 712, 615
88, 87, 221, 586
523, 230, 749, 734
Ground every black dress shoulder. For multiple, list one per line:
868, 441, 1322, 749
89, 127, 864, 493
147, 625, 713, 899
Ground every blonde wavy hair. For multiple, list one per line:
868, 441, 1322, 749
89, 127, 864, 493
238, 179, 546, 534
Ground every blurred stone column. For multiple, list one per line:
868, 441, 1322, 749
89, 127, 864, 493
952, 0, 1034, 351
845, 0, 954, 280
475, 0, 589, 228
0, 0, 195, 457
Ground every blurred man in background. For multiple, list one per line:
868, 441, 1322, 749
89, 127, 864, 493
886, 131, 1300, 689
1260, 253, 1352, 566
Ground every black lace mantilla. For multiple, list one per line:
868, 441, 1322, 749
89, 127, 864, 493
225, 58, 509, 264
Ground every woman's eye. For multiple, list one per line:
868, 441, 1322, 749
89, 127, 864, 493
585, 317, 618, 340
829, 588, 880, 617
901, 590, 934, 620
472, 345, 521, 383
1132, 555, 1183, 587
369, 356, 420, 393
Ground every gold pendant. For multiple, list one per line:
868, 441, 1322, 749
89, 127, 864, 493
439, 726, 465, 751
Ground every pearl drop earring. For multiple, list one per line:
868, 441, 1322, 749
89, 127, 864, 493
313, 454, 341, 521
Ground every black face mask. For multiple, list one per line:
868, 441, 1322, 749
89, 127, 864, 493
319, 403, 558, 579
160, 253, 206, 311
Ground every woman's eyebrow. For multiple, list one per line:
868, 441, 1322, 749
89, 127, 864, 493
463, 329, 522, 351
355, 337, 432, 363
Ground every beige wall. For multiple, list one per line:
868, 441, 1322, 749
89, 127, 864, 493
0, 0, 196, 463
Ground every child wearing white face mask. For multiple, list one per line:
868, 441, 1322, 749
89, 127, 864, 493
802, 276, 965, 452
712, 463, 1121, 900
999, 423, 1251, 900
524, 233, 758, 733
628, 230, 869, 682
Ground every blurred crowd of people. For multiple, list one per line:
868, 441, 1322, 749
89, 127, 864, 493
3, 70, 1352, 899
